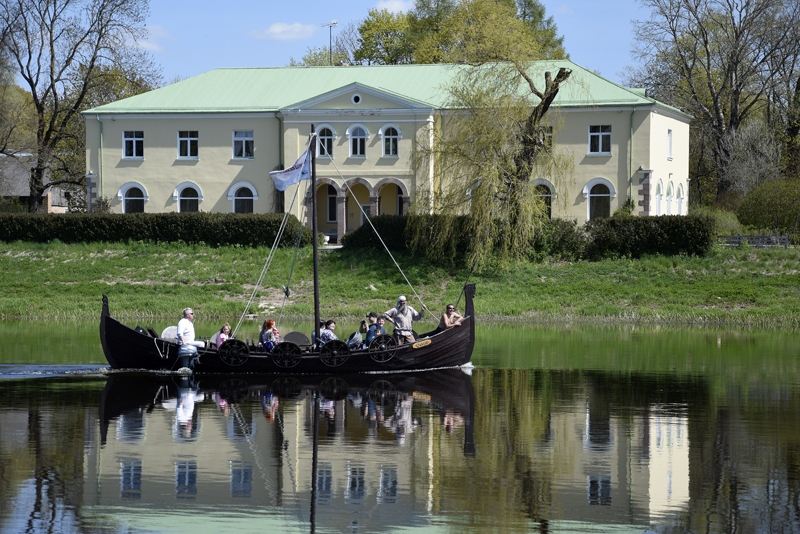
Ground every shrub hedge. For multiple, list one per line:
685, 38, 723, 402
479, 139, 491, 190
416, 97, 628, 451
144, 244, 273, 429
583, 214, 716, 260
0, 212, 313, 247
0, 211, 716, 260
340, 214, 411, 251
737, 179, 800, 236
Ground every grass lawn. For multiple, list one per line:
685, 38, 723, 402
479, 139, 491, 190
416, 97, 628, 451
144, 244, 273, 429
2, 240, 799, 327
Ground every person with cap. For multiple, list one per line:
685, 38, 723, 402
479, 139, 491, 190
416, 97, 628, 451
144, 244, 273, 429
383, 295, 426, 345
359, 311, 379, 335
176, 307, 204, 370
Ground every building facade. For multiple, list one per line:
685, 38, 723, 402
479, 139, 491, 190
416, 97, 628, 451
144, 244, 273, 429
83, 61, 690, 239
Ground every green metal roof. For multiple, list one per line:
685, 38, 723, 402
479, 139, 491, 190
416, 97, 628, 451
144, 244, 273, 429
83, 60, 688, 118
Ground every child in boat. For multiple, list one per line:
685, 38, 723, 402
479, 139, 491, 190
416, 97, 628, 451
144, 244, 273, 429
259, 319, 280, 350
215, 323, 232, 347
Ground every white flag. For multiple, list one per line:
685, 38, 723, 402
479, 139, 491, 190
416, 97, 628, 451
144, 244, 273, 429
269, 149, 311, 191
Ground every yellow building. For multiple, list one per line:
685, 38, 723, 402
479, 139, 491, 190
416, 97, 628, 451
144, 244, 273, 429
83, 61, 690, 241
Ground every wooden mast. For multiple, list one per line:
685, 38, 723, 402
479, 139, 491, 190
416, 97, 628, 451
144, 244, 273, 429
310, 126, 320, 343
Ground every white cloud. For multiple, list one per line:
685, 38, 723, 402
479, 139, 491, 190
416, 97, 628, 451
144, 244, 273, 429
136, 25, 174, 53
375, 0, 414, 13
252, 22, 317, 41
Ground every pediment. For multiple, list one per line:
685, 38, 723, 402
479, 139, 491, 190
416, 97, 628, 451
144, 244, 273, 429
281, 82, 433, 112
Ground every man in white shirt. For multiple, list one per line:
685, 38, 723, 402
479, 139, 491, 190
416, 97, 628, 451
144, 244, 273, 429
177, 307, 204, 370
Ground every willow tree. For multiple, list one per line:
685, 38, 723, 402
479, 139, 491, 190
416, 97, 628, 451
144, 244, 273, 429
408, 0, 571, 268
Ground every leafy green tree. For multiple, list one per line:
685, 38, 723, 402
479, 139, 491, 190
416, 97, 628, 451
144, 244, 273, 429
354, 9, 413, 65
630, 0, 800, 202
408, 0, 571, 268
0, 0, 161, 212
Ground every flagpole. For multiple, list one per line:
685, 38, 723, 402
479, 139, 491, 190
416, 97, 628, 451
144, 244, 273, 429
310, 126, 320, 345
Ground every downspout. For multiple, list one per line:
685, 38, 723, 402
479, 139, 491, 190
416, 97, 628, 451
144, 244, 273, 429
428, 113, 435, 214
95, 114, 104, 199
629, 106, 635, 205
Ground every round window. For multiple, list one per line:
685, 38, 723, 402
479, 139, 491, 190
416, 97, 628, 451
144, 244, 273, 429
351, 94, 362, 105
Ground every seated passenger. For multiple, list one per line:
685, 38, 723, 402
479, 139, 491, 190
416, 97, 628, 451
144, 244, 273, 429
435, 304, 463, 334
259, 319, 280, 350
359, 312, 378, 335
215, 323, 232, 347
365, 316, 387, 345
319, 320, 338, 345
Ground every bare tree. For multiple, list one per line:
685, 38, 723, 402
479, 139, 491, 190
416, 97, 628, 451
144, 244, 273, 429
0, 0, 159, 212
632, 0, 800, 200
721, 122, 783, 195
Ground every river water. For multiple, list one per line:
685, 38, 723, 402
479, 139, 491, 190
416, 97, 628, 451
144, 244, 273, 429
1, 321, 798, 533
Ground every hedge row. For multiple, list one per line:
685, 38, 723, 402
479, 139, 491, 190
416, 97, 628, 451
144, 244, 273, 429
582, 215, 716, 260
342, 214, 717, 261
737, 179, 800, 236
0, 212, 313, 247
0, 211, 716, 259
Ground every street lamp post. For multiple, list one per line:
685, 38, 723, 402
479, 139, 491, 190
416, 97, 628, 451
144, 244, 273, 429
321, 20, 337, 66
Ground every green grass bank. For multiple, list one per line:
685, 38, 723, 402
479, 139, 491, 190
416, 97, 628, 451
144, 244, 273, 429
2, 241, 799, 327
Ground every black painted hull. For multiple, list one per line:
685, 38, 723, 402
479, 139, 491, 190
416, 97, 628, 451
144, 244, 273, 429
100, 285, 476, 374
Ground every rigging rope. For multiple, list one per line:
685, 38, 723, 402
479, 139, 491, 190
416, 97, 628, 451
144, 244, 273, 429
320, 143, 433, 319
232, 181, 300, 338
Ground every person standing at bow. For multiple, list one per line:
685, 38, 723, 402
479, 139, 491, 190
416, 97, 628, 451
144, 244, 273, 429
177, 307, 204, 370
383, 295, 425, 345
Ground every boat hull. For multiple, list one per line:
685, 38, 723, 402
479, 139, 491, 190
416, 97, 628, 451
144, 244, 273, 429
100, 285, 476, 374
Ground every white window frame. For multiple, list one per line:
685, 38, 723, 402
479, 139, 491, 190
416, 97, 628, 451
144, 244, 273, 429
588, 125, 612, 155
666, 182, 674, 215
232, 130, 254, 159
676, 184, 684, 215
655, 179, 663, 216
582, 177, 616, 221
379, 125, 402, 157
117, 182, 149, 214
123, 131, 144, 159
173, 181, 204, 213
360, 203, 371, 225
346, 124, 369, 158
317, 125, 336, 158
227, 182, 259, 213
667, 129, 673, 160
533, 178, 556, 219
178, 130, 198, 159
326, 185, 337, 223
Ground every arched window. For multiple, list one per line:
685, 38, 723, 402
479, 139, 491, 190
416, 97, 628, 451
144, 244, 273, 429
124, 187, 145, 214
348, 125, 367, 157
179, 187, 199, 213
666, 182, 674, 215
227, 182, 259, 213
327, 185, 337, 222
589, 184, 611, 220
380, 126, 400, 157
117, 182, 148, 214
318, 127, 335, 158
676, 184, 685, 215
234, 187, 253, 213
655, 180, 663, 216
535, 184, 553, 219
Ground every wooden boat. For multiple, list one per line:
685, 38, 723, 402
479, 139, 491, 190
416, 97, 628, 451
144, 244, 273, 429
99, 128, 476, 374
100, 284, 474, 373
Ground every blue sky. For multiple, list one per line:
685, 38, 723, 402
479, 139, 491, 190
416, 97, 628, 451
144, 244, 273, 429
144, 0, 649, 84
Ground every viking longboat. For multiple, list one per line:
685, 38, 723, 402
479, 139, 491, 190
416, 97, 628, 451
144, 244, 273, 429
99, 128, 476, 375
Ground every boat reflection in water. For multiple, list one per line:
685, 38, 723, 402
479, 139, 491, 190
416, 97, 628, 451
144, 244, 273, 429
93, 368, 475, 531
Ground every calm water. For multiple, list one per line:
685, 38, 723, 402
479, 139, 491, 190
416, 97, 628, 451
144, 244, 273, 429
1, 321, 799, 533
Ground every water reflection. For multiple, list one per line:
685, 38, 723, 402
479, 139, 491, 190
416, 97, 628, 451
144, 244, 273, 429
1, 364, 799, 532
